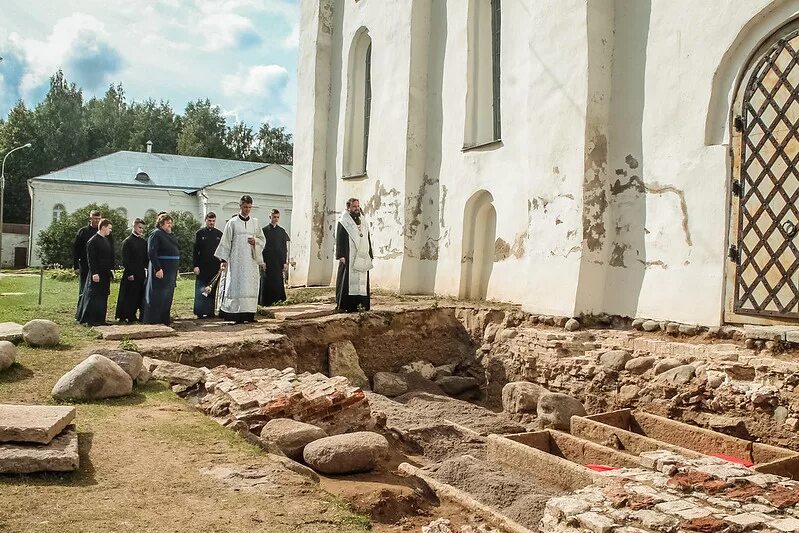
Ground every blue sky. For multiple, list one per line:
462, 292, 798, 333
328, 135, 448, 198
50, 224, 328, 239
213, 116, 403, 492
0, 0, 299, 133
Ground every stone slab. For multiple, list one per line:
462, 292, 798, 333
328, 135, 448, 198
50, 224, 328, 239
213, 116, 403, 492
0, 425, 79, 473
93, 324, 177, 340
0, 322, 23, 343
743, 325, 799, 342
0, 404, 76, 444
267, 304, 336, 321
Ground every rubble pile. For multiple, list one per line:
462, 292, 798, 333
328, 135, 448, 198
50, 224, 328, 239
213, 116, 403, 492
540, 451, 799, 532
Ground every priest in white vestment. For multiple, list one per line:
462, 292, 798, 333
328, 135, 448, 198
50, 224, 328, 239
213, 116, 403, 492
215, 195, 265, 323
335, 198, 373, 312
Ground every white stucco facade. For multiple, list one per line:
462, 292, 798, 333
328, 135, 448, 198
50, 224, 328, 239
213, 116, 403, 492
291, 0, 799, 326
29, 164, 293, 266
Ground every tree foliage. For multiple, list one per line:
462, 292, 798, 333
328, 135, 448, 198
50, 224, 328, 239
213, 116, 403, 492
36, 203, 129, 267
141, 209, 200, 272
0, 71, 294, 225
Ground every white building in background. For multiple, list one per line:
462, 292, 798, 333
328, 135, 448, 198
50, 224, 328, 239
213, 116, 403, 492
291, 0, 799, 327
1, 224, 30, 268
28, 149, 292, 266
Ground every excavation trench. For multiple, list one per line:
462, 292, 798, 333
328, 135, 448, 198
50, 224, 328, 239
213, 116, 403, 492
132, 303, 799, 530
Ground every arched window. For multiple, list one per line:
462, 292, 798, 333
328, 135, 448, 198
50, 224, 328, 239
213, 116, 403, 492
52, 204, 66, 223
464, 0, 501, 148
343, 29, 373, 177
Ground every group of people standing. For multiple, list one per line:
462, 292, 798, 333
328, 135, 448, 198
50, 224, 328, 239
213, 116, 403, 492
72, 196, 292, 326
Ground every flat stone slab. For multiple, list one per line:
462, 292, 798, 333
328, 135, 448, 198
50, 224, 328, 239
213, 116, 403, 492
0, 425, 79, 473
0, 322, 23, 343
93, 324, 177, 340
263, 304, 336, 321
744, 325, 799, 342
0, 404, 76, 444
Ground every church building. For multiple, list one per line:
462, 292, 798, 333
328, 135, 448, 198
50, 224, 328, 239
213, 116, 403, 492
290, 0, 799, 327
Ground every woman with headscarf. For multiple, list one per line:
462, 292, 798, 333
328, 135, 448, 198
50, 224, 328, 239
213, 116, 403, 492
143, 213, 180, 325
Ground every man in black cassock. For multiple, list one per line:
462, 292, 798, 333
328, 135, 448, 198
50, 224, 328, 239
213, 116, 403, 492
77, 219, 115, 325
73, 210, 101, 319
259, 209, 290, 307
115, 218, 148, 322
193, 212, 223, 318
335, 198, 373, 312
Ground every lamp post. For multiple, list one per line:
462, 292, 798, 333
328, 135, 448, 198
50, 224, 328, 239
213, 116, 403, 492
0, 143, 32, 272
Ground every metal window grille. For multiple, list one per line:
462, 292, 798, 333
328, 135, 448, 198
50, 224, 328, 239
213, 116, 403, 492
491, 0, 502, 140
363, 42, 372, 173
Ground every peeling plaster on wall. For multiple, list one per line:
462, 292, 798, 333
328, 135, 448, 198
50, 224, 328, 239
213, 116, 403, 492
550, 246, 582, 258
312, 199, 326, 260
365, 180, 400, 214
365, 180, 402, 234
638, 259, 668, 269
494, 237, 511, 262
625, 154, 640, 169
420, 239, 439, 261
440, 185, 448, 228
319, 0, 334, 35
404, 174, 438, 240
609, 242, 630, 267
511, 232, 526, 259
582, 132, 609, 252
610, 175, 693, 247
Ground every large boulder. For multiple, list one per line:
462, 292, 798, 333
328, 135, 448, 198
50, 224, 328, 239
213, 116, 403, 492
260, 418, 327, 460
502, 382, 549, 414
328, 341, 369, 390
303, 431, 390, 474
656, 365, 695, 386
599, 350, 632, 372
22, 320, 60, 347
0, 322, 23, 343
537, 392, 587, 431
653, 358, 682, 375
150, 360, 206, 387
0, 341, 15, 371
436, 375, 479, 397
401, 361, 437, 381
625, 356, 655, 375
87, 348, 143, 380
372, 372, 408, 397
52, 354, 133, 401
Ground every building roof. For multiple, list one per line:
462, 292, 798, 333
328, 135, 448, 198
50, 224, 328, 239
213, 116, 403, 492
29, 151, 277, 192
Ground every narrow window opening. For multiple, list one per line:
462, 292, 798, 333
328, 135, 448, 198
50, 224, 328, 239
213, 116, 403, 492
464, 0, 502, 149
343, 29, 373, 178
52, 204, 66, 223
363, 43, 372, 174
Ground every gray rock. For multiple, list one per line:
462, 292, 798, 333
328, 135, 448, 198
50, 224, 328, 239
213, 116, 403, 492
631, 318, 645, 331
88, 348, 143, 380
436, 376, 479, 396
642, 320, 659, 332
260, 418, 327, 460
0, 322, 23, 343
0, 340, 15, 371
401, 361, 437, 381
372, 372, 408, 397
705, 370, 726, 389
565, 318, 580, 332
303, 431, 390, 474
502, 381, 549, 414
497, 328, 518, 342
707, 326, 721, 338
618, 385, 640, 404
656, 365, 695, 386
665, 322, 681, 334
0, 404, 75, 444
774, 406, 790, 426
554, 317, 569, 327
599, 350, 632, 372
151, 360, 206, 387
328, 340, 369, 390
537, 392, 587, 431
402, 372, 446, 396
483, 323, 500, 343
0, 424, 79, 473
134, 367, 151, 386
653, 358, 682, 375
624, 356, 655, 375
678, 324, 699, 336
52, 354, 133, 401
434, 364, 455, 380
22, 319, 60, 347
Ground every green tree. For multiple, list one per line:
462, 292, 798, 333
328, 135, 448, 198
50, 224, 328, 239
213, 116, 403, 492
254, 122, 293, 164
176, 99, 230, 159
226, 122, 255, 160
141, 209, 200, 272
85, 84, 132, 158
36, 203, 129, 267
35, 70, 87, 171
0, 101, 41, 223
128, 99, 180, 154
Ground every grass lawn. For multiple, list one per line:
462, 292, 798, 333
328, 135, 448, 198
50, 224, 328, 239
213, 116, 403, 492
0, 273, 367, 532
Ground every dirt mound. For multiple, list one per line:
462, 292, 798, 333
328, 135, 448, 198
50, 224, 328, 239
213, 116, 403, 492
349, 487, 432, 524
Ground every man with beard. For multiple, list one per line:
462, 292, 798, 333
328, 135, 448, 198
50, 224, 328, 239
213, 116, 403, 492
77, 219, 115, 325
115, 218, 148, 322
335, 198, 373, 312
193, 212, 223, 318
215, 195, 265, 323
73, 210, 101, 318
258, 209, 290, 307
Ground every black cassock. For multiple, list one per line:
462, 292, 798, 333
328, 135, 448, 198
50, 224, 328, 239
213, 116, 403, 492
115, 233, 148, 322
259, 224, 290, 307
73, 224, 97, 319
193, 226, 223, 318
335, 220, 373, 312
77, 234, 114, 325
143, 229, 180, 325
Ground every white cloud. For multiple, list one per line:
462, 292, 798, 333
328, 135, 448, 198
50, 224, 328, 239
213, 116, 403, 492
222, 64, 289, 98
197, 12, 261, 51
283, 22, 299, 48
